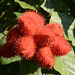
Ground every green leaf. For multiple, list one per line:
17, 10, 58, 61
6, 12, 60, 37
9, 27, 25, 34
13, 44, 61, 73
39, 0, 44, 5
54, 48, 75, 75
0, 62, 21, 75
0, 35, 6, 47
0, 0, 18, 28
20, 59, 42, 75
13, 12, 22, 18
42, 68, 60, 75
15, 0, 44, 10
0, 23, 7, 47
41, 0, 69, 15
50, 12, 62, 24
68, 20, 75, 46
0, 33, 4, 40
0, 55, 21, 65
15, 0, 36, 10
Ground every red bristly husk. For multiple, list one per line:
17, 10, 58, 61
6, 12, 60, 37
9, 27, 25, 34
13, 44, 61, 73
14, 36, 36, 60
33, 34, 49, 48
18, 11, 45, 35
49, 35, 71, 56
34, 46, 55, 69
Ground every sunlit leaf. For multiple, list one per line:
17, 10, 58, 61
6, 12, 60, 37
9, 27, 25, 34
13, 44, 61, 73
13, 12, 22, 18
0, 23, 7, 47
0, 55, 21, 65
15, 0, 36, 10
68, 20, 75, 46
54, 47, 75, 75
41, 0, 69, 15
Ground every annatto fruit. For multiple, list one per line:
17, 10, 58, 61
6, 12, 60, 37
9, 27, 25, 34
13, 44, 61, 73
0, 10, 71, 69
14, 36, 36, 60
18, 11, 45, 35
34, 46, 55, 69
49, 35, 71, 56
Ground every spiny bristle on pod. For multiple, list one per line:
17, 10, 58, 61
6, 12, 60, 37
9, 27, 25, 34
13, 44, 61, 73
14, 36, 36, 60
34, 46, 55, 69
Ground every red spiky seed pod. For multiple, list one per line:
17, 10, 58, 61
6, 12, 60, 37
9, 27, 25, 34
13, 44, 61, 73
14, 36, 36, 60
7, 27, 23, 43
35, 23, 63, 36
0, 43, 17, 58
34, 46, 55, 69
33, 34, 49, 48
47, 23, 63, 36
18, 11, 45, 35
49, 36, 71, 56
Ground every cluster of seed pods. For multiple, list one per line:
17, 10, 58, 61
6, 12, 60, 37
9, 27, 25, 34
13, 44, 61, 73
0, 11, 71, 69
